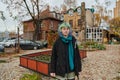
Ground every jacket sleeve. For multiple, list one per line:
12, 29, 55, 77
74, 41, 82, 72
75, 43, 82, 72
50, 41, 57, 73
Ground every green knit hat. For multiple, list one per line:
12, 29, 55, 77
58, 22, 71, 32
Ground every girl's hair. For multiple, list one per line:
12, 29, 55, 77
58, 22, 72, 36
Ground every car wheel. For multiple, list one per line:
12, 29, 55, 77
33, 46, 37, 50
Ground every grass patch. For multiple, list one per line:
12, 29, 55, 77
20, 73, 42, 80
0, 52, 17, 58
112, 76, 120, 80
13, 55, 20, 58
0, 60, 7, 63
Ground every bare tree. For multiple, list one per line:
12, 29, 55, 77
63, 0, 76, 9
61, 4, 67, 12
109, 17, 120, 36
0, 0, 48, 40
93, 0, 111, 26
53, 6, 60, 13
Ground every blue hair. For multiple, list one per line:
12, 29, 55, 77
58, 22, 72, 37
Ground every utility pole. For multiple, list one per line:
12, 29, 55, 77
17, 27, 20, 53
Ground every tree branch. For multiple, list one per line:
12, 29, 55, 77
23, 0, 34, 20
36, 0, 40, 19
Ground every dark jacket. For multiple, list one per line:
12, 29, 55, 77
50, 36, 82, 77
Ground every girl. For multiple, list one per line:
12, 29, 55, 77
50, 22, 82, 80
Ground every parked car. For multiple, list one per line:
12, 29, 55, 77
0, 38, 16, 47
0, 38, 23, 48
19, 40, 43, 50
4, 39, 16, 47
0, 44, 4, 52
0, 38, 8, 46
35, 40, 48, 48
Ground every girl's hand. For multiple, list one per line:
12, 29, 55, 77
50, 73, 56, 77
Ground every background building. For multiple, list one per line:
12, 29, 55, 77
86, 27, 103, 42
22, 6, 63, 41
64, 2, 94, 42
114, 0, 120, 18
86, 27, 109, 43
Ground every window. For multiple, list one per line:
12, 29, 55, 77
75, 32, 78, 37
100, 33, 102, 37
49, 21, 53, 29
57, 14, 60, 19
87, 29, 89, 33
94, 29, 96, 32
61, 14, 64, 20
68, 10, 74, 16
94, 34, 96, 38
97, 28, 99, 32
77, 7, 81, 15
89, 29, 91, 33
69, 20, 73, 27
41, 23, 44, 27
52, 12, 56, 18
86, 27, 103, 42
86, 34, 88, 38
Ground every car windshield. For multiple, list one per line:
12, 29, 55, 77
20, 40, 33, 44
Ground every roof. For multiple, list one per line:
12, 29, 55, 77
22, 7, 62, 23
23, 16, 63, 23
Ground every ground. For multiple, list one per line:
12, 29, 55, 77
0, 45, 120, 80
79, 45, 120, 80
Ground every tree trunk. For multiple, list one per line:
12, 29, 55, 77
33, 20, 42, 41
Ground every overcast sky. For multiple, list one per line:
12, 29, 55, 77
0, 0, 116, 33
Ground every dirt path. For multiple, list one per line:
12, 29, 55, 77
0, 45, 120, 80
79, 45, 120, 80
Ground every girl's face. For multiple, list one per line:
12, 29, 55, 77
61, 27, 70, 37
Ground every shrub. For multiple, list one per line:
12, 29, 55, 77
78, 45, 84, 50
78, 41, 106, 50
20, 73, 42, 80
32, 54, 51, 63
92, 43, 106, 50
0, 60, 7, 63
